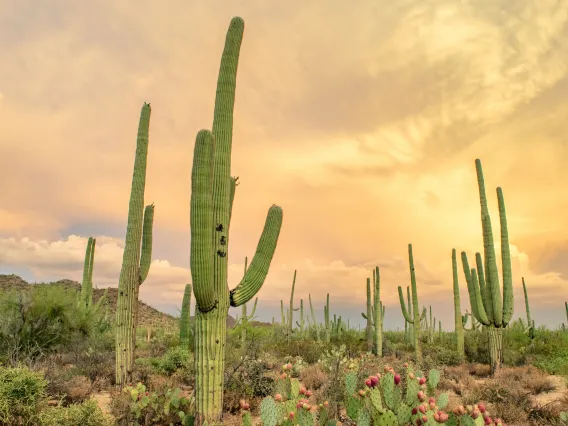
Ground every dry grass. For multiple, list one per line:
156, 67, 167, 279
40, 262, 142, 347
300, 364, 328, 391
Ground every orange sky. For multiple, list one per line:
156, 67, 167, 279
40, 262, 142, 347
1, 0, 567, 329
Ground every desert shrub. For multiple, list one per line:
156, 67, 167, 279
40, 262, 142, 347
0, 365, 47, 425
38, 399, 113, 426
0, 285, 111, 367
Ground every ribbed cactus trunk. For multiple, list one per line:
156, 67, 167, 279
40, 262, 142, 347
522, 277, 534, 337
180, 284, 192, 351
288, 270, 297, 336
405, 286, 413, 344
115, 103, 154, 388
365, 277, 373, 351
80, 237, 96, 308
461, 159, 513, 376
452, 249, 465, 360
241, 257, 248, 344
373, 266, 382, 356
189, 17, 283, 425
398, 243, 422, 361
324, 294, 331, 342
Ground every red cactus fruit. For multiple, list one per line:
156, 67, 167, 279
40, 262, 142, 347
394, 374, 401, 385
419, 377, 427, 385
274, 393, 282, 402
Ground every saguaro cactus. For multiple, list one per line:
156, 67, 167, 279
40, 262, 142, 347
452, 248, 465, 360
180, 284, 192, 350
288, 270, 297, 336
398, 243, 422, 360
239, 257, 258, 345
323, 293, 331, 342
115, 103, 155, 387
80, 237, 96, 308
361, 267, 383, 356
365, 277, 373, 351
461, 158, 513, 376
522, 277, 535, 338
189, 17, 283, 425
308, 294, 320, 340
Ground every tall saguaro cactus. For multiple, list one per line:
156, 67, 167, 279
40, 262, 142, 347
461, 158, 513, 376
361, 267, 383, 356
189, 17, 283, 425
115, 103, 155, 387
365, 277, 373, 351
451, 249, 465, 360
80, 237, 96, 308
180, 284, 193, 350
308, 294, 320, 340
288, 270, 297, 336
522, 277, 535, 338
398, 243, 422, 361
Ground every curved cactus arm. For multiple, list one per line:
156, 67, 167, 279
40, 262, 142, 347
497, 187, 513, 326
475, 252, 494, 323
398, 286, 414, 323
361, 312, 368, 320
190, 130, 216, 312
229, 205, 283, 307
461, 251, 490, 325
139, 204, 154, 284
81, 237, 95, 306
522, 277, 531, 327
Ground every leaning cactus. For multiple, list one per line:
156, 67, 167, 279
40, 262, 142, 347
189, 17, 283, 425
398, 244, 422, 361
179, 283, 192, 351
80, 237, 96, 308
115, 103, 155, 388
451, 249, 465, 359
461, 158, 514, 376
522, 277, 535, 339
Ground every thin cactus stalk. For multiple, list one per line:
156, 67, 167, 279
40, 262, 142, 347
80, 237, 96, 308
398, 243, 422, 361
299, 299, 304, 336
452, 248, 465, 359
565, 301, 568, 326
405, 286, 413, 344
180, 283, 192, 351
189, 17, 283, 425
522, 277, 535, 337
308, 294, 320, 340
280, 300, 285, 327
460, 158, 513, 376
115, 103, 154, 388
373, 266, 382, 356
240, 258, 258, 345
324, 294, 331, 342
288, 270, 297, 336
365, 277, 373, 351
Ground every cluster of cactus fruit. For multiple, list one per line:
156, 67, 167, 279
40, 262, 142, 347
344, 363, 505, 426
248, 363, 336, 426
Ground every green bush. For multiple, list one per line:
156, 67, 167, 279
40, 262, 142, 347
0, 365, 47, 425
38, 399, 113, 426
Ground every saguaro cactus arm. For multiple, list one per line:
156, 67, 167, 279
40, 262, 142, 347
139, 204, 154, 284
190, 130, 216, 312
229, 207, 283, 307
497, 187, 514, 326
461, 251, 490, 325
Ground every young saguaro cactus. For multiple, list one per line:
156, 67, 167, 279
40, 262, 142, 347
461, 158, 513, 375
80, 237, 96, 308
115, 103, 155, 388
451, 248, 465, 360
361, 267, 383, 356
180, 283, 192, 351
308, 294, 320, 341
189, 17, 283, 425
522, 277, 535, 338
239, 257, 259, 345
398, 243, 422, 360
288, 270, 297, 336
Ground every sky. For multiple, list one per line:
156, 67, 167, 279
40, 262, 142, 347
1, 0, 567, 331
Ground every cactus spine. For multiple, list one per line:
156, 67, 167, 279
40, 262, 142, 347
452, 248, 465, 359
189, 17, 283, 424
461, 158, 513, 375
180, 284, 192, 351
398, 243, 422, 360
115, 103, 155, 387
80, 237, 96, 308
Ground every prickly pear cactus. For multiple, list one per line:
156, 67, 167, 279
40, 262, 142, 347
260, 396, 279, 426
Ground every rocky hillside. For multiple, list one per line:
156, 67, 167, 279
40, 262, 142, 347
0, 274, 242, 328
0, 274, 176, 328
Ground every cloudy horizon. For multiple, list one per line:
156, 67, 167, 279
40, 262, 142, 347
1, 0, 567, 330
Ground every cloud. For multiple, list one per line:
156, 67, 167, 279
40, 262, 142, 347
0, 0, 567, 328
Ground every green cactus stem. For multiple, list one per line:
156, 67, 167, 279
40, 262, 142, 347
189, 17, 283, 425
288, 270, 297, 336
522, 277, 535, 338
398, 243, 422, 360
308, 294, 320, 340
80, 237, 96, 308
239, 257, 258, 344
452, 248, 465, 359
373, 266, 382, 356
365, 277, 373, 351
324, 293, 331, 342
461, 158, 514, 375
405, 286, 413, 344
115, 103, 155, 388
180, 283, 193, 351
